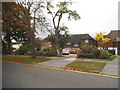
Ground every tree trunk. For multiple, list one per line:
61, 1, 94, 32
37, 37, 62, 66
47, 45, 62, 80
27, 8, 36, 59
31, 34, 36, 58
29, 27, 36, 59
55, 29, 61, 56
31, 11, 37, 59
7, 36, 12, 54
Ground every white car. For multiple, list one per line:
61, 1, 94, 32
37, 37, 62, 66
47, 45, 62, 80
62, 49, 70, 55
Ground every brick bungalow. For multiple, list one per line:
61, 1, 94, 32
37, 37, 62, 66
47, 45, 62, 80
99, 30, 120, 55
66, 34, 98, 51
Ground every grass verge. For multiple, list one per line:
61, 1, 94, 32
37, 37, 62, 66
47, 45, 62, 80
66, 61, 106, 72
2, 56, 50, 64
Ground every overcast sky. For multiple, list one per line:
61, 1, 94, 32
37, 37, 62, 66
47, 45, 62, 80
57, 0, 119, 37
2, 0, 119, 38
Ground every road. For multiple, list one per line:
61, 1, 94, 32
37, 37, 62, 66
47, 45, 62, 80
2, 62, 118, 88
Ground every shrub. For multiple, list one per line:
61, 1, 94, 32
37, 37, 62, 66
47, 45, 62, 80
93, 49, 101, 58
42, 48, 49, 51
107, 50, 115, 55
45, 51, 56, 56
110, 55, 117, 60
77, 53, 86, 58
46, 47, 56, 56
81, 44, 91, 53
49, 47, 56, 52
25, 51, 31, 55
18, 45, 29, 55
13, 50, 19, 55
35, 51, 45, 56
90, 45, 98, 53
99, 50, 110, 59
86, 53, 95, 58
2, 47, 12, 54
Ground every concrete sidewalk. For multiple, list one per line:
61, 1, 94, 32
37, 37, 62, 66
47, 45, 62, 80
102, 56, 119, 76
37, 57, 77, 68
37, 56, 119, 76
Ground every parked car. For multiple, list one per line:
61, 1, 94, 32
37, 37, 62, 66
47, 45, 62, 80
70, 50, 77, 54
62, 49, 70, 55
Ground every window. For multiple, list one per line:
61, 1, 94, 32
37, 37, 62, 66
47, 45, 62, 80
74, 43, 79, 47
116, 37, 120, 41
67, 43, 71, 45
85, 39, 89, 43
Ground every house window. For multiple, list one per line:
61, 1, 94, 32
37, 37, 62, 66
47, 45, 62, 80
85, 39, 89, 43
74, 43, 79, 47
67, 43, 71, 45
116, 37, 120, 41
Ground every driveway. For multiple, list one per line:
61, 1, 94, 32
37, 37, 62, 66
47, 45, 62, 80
62, 54, 77, 58
3, 62, 118, 88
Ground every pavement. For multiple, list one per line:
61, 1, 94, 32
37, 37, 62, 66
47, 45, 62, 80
37, 54, 120, 76
37, 57, 76, 68
2, 62, 118, 88
102, 56, 119, 76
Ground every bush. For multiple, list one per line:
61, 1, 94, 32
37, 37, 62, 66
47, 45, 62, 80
35, 51, 45, 56
77, 53, 86, 58
42, 48, 49, 51
99, 50, 110, 59
14, 44, 30, 55
25, 51, 31, 55
13, 50, 19, 55
45, 51, 56, 56
86, 53, 95, 58
45, 47, 56, 56
2, 47, 12, 55
90, 45, 98, 53
93, 49, 101, 58
18, 45, 29, 55
35, 47, 56, 56
107, 50, 115, 55
81, 44, 91, 53
77, 53, 94, 58
110, 55, 117, 60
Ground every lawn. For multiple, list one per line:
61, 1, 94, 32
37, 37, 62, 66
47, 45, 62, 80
66, 61, 106, 72
2, 56, 50, 64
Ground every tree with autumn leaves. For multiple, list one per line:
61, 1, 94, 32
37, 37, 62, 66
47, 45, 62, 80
2, 0, 80, 57
15, 0, 46, 58
95, 32, 111, 49
2, 1, 46, 58
2, 2, 29, 54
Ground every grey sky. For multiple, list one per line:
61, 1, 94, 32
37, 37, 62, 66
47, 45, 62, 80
38, 0, 119, 38
60, 0, 119, 37
2, 0, 119, 38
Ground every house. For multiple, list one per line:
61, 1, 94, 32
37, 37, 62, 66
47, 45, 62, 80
99, 30, 120, 55
12, 42, 23, 50
66, 34, 98, 50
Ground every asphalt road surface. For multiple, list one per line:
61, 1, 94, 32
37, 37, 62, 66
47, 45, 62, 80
2, 62, 118, 88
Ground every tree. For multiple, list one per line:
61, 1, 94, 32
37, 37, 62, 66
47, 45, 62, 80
14, 0, 46, 58
34, 38, 43, 50
2, 2, 29, 54
59, 25, 70, 50
45, 25, 70, 51
47, 1, 80, 56
95, 32, 111, 49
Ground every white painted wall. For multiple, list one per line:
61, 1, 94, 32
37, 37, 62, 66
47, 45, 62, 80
12, 44, 22, 50
98, 47, 118, 55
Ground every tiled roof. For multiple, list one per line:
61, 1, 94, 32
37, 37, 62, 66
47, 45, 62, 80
106, 30, 120, 42
70, 34, 94, 43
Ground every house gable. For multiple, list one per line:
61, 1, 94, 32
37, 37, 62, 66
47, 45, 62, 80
100, 30, 120, 55
69, 34, 97, 48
